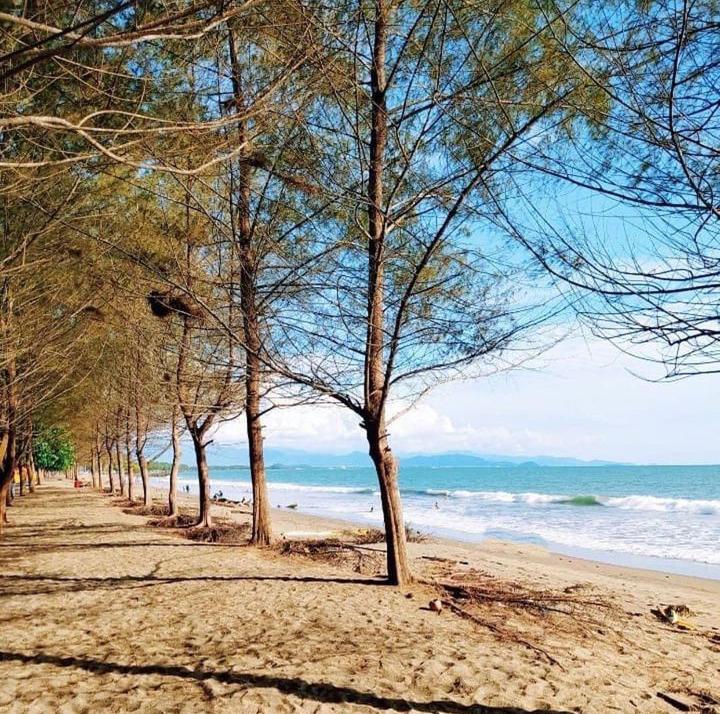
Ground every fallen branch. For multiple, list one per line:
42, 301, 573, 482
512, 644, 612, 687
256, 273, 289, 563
442, 599, 566, 671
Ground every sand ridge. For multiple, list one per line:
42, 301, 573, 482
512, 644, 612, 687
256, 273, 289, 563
0, 481, 718, 713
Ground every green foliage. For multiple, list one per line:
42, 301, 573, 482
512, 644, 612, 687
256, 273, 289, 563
33, 426, 75, 471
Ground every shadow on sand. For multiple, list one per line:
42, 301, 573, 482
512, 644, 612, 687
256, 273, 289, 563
0, 649, 573, 713
0, 572, 386, 598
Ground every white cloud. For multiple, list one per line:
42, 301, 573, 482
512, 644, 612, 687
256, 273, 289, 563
212, 331, 720, 464
214, 405, 362, 453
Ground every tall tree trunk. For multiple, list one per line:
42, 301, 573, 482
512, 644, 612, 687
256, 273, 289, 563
240, 234, 272, 544
30, 453, 38, 487
366, 418, 411, 585
125, 435, 134, 503
95, 451, 103, 491
94, 432, 103, 491
363, 0, 411, 585
227, 29, 272, 545
168, 406, 181, 516
0, 482, 9, 530
106, 444, 115, 493
190, 430, 211, 527
134, 399, 150, 507
138, 451, 150, 508
26, 425, 35, 493
115, 439, 125, 496
90, 448, 97, 489
18, 466, 24, 496
1, 345, 18, 530
246, 370, 271, 544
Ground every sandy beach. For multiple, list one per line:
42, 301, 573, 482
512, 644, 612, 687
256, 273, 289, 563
1, 480, 718, 713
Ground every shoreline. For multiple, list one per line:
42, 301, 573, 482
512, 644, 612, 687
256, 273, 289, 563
148, 477, 720, 583
148, 481, 720, 592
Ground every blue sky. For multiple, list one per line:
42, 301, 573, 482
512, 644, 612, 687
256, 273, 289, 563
212, 327, 720, 465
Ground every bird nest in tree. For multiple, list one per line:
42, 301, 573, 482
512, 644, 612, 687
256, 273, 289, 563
147, 290, 204, 320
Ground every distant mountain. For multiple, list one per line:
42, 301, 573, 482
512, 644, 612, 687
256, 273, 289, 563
402, 453, 620, 468
203, 444, 622, 468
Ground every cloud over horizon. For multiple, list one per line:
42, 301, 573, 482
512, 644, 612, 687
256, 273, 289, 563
211, 332, 720, 465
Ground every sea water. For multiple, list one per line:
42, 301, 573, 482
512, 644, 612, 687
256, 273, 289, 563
151, 464, 720, 578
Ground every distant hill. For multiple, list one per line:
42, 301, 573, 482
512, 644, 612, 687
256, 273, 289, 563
402, 453, 619, 468
203, 444, 621, 468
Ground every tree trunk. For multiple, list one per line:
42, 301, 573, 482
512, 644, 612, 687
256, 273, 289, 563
106, 445, 115, 493
30, 453, 38, 487
95, 451, 103, 491
0, 482, 9, 531
246, 371, 271, 544
134, 399, 150, 508
362, 1, 411, 586
18, 466, 24, 496
0, 433, 8, 530
1, 348, 18, 529
227, 28, 272, 545
168, 407, 181, 516
138, 451, 150, 508
94, 432, 103, 491
90, 449, 97, 489
125, 438, 134, 503
26, 464, 34, 494
191, 431, 211, 527
366, 419, 411, 585
115, 440, 125, 496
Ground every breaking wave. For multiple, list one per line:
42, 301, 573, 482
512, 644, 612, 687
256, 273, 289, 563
415, 489, 720, 515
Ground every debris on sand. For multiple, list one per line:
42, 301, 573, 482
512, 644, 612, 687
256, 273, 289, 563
652, 604, 696, 629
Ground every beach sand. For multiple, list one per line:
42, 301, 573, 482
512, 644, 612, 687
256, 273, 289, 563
0, 480, 718, 713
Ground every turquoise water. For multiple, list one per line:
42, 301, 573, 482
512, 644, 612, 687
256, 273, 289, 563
153, 463, 720, 578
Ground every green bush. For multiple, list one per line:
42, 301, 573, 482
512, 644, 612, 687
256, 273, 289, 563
33, 425, 75, 471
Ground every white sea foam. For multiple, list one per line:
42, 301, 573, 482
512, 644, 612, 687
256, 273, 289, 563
419, 489, 720, 515
400, 506, 720, 565
150, 474, 720, 567
170, 476, 376, 496
603, 495, 720, 515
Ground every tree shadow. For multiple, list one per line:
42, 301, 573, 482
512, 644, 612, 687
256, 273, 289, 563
0, 541, 209, 552
0, 572, 386, 598
0, 649, 573, 713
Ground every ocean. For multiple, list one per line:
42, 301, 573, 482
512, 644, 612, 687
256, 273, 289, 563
152, 463, 720, 579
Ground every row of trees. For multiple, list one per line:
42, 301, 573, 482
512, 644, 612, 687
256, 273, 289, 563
1, 0, 717, 584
